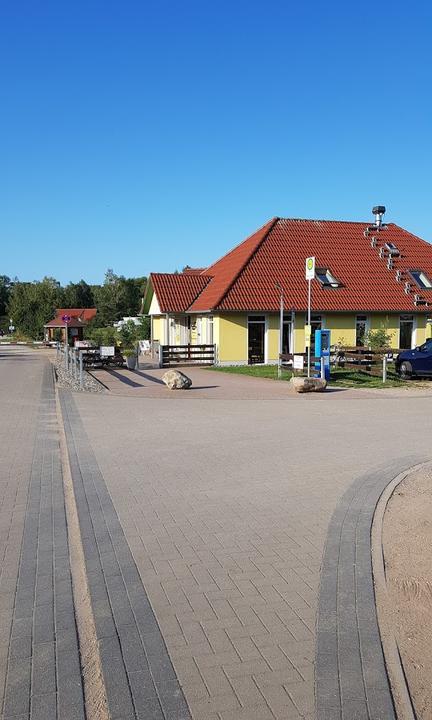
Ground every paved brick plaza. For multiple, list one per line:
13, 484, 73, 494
1, 347, 431, 719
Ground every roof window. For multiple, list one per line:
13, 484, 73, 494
385, 242, 400, 257
315, 268, 341, 288
409, 270, 432, 290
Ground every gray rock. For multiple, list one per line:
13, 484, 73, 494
162, 370, 192, 390
291, 376, 327, 393
54, 360, 105, 393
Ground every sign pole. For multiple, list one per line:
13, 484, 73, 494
65, 324, 68, 371
305, 256, 315, 379
307, 278, 311, 378
275, 283, 284, 379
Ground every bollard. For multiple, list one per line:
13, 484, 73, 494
320, 356, 325, 380
382, 355, 387, 383
79, 352, 83, 389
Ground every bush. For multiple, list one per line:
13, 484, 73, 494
117, 320, 138, 348
365, 327, 395, 351
84, 325, 118, 347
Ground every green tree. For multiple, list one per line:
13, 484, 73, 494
62, 280, 95, 308
0, 276, 12, 330
0, 275, 12, 316
84, 322, 118, 346
92, 270, 146, 326
117, 319, 139, 349
7, 277, 63, 339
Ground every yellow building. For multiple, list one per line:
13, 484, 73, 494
143, 212, 432, 365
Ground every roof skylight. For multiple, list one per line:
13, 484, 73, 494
315, 268, 341, 288
385, 242, 400, 257
409, 270, 432, 290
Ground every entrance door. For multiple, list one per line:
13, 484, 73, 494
248, 316, 265, 364
400, 315, 414, 349
282, 321, 292, 355
356, 315, 369, 347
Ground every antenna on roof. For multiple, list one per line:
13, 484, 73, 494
372, 205, 386, 229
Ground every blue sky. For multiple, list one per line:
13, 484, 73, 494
1, 1, 431, 284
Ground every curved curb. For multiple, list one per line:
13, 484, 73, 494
371, 460, 432, 720
315, 457, 429, 720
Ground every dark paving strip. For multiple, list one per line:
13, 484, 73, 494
59, 390, 191, 720
2, 363, 85, 720
316, 456, 428, 720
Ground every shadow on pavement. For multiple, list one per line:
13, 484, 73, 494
105, 369, 145, 388
132, 370, 165, 385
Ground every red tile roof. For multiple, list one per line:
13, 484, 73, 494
189, 219, 278, 312
182, 267, 207, 275
150, 218, 432, 314
149, 273, 212, 313
55, 308, 97, 321
44, 308, 97, 327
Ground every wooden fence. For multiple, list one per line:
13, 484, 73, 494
160, 344, 216, 367
281, 347, 405, 378
334, 347, 403, 376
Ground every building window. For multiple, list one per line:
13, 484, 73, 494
409, 270, 432, 290
282, 315, 292, 355
248, 316, 265, 364
315, 268, 341, 288
400, 314, 414, 350
356, 315, 368, 347
208, 315, 214, 345
385, 242, 400, 257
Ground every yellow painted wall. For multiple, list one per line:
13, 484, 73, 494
293, 314, 305, 353
217, 314, 247, 363
214, 311, 432, 364
324, 314, 356, 347
267, 314, 279, 361
369, 314, 399, 347
152, 315, 165, 343
416, 314, 427, 345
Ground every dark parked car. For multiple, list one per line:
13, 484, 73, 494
396, 338, 432, 378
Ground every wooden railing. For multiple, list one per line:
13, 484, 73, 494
333, 347, 404, 376
281, 347, 405, 378
160, 344, 216, 367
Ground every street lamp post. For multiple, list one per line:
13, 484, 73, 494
275, 283, 284, 379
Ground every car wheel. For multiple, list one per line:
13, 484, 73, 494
399, 361, 412, 379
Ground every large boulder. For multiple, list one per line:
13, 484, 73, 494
162, 369, 192, 390
291, 376, 327, 393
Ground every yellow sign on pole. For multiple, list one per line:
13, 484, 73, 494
304, 324, 311, 347
305, 256, 315, 280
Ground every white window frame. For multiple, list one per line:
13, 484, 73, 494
355, 315, 370, 347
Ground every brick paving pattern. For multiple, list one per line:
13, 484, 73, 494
316, 458, 427, 720
0, 353, 84, 720
2, 348, 432, 720
60, 390, 191, 720
73, 385, 432, 720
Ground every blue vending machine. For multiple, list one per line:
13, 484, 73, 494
315, 329, 331, 380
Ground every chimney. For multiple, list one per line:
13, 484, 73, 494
372, 205, 386, 228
